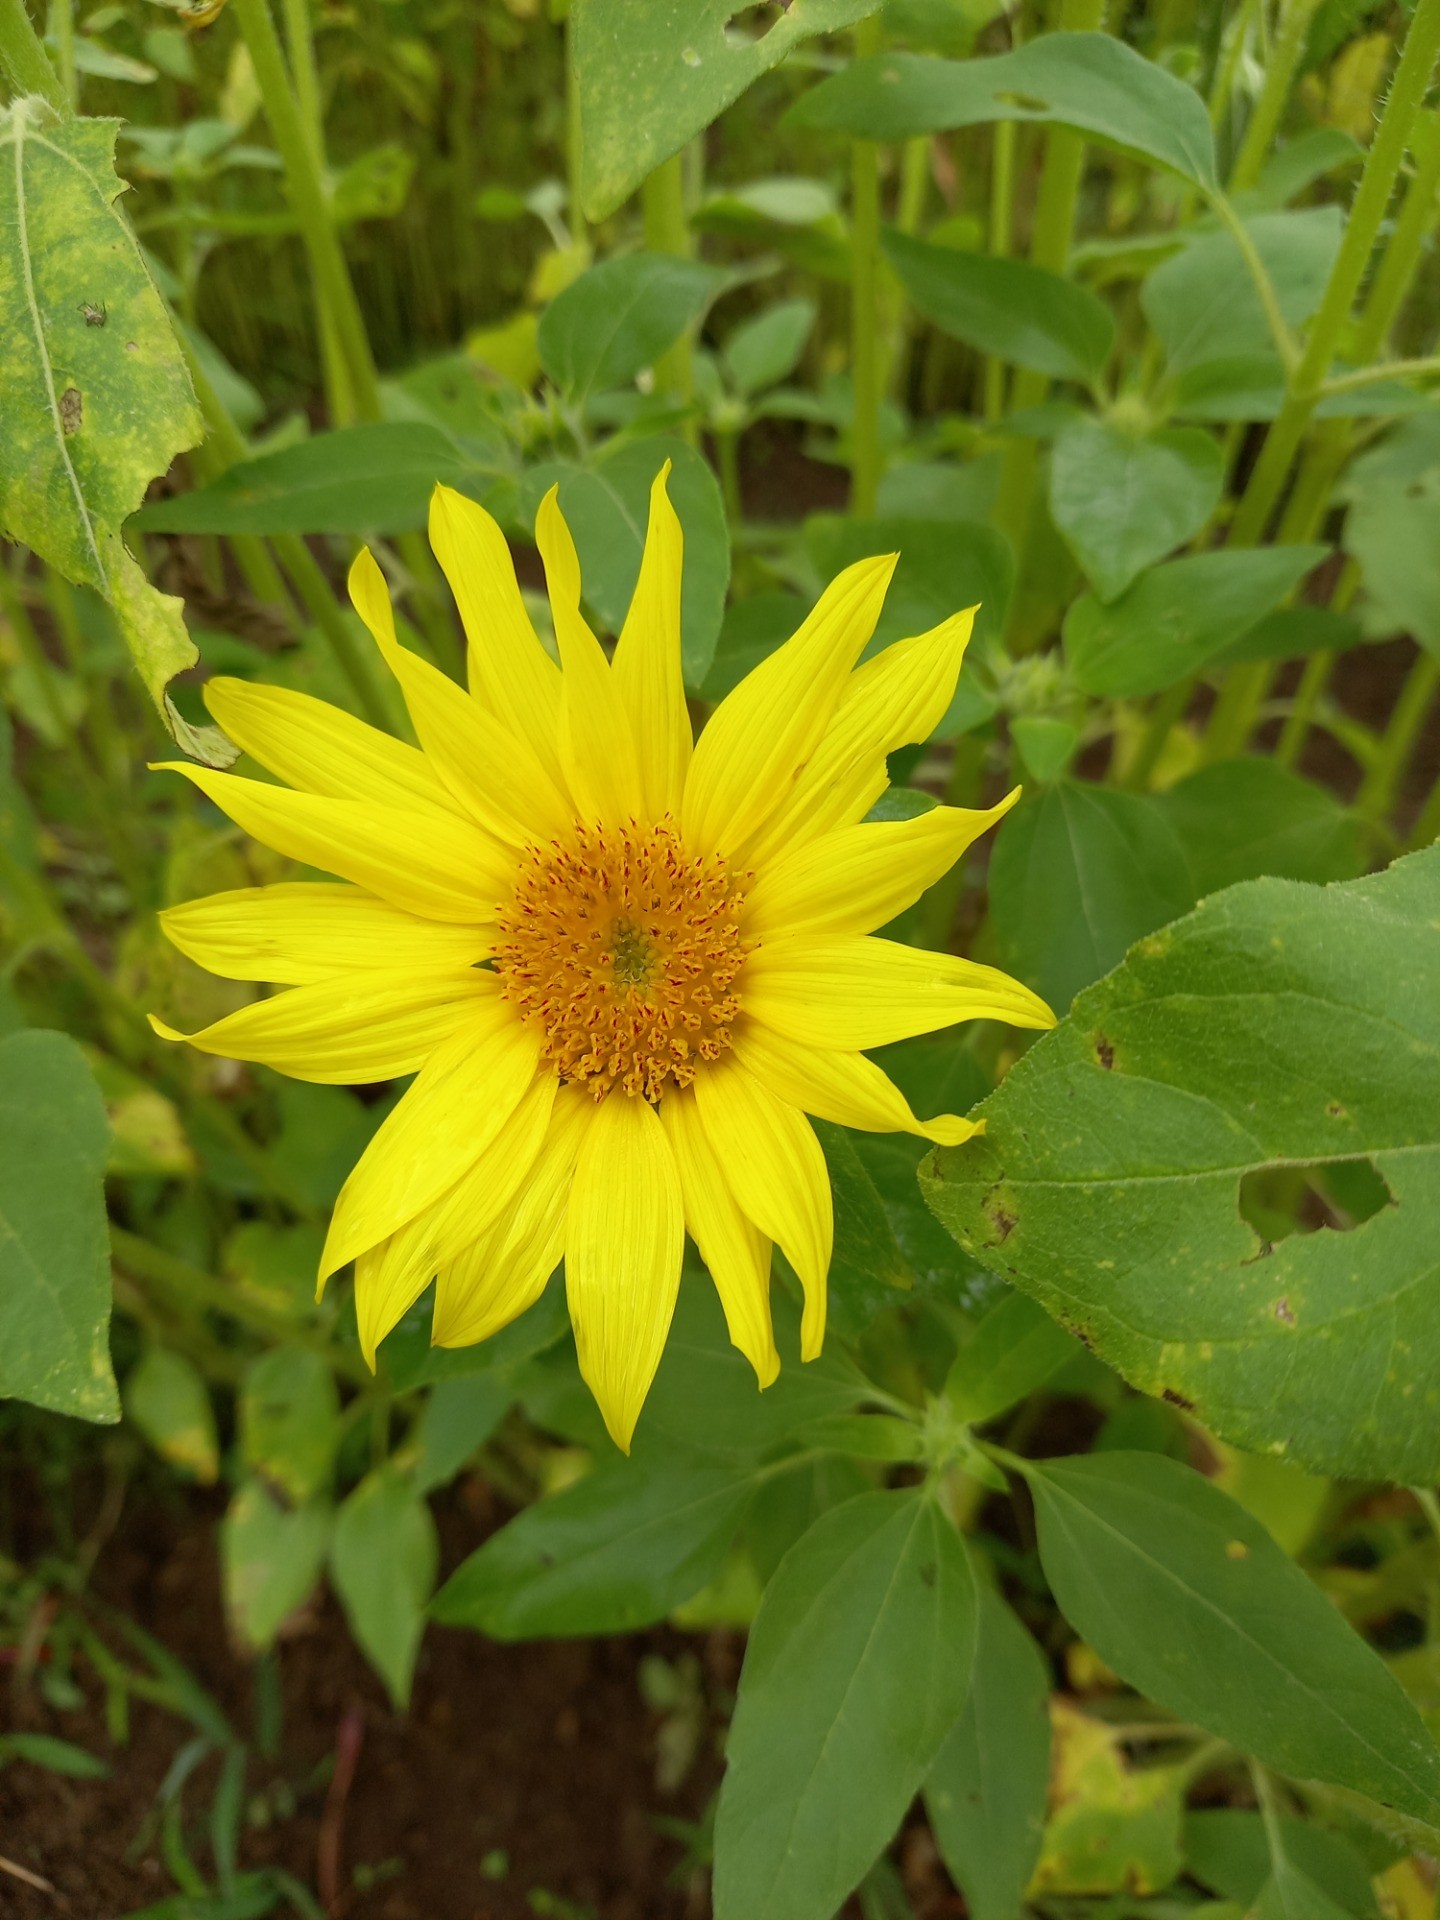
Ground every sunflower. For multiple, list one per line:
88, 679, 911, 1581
152, 469, 1054, 1449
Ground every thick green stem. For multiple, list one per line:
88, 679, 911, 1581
1126, 678, 1194, 790
642, 149, 694, 427
849, 13, 885, 519
1357, 650, 1440, 821
1275, 649, 1334, 767
1228, 0, 1323, 191
46, 0, 73, 108
0, 0, 65, 109
984, 119, 1016, 421
230, 0, 380, 423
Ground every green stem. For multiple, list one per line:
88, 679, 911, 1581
1407, 761, 1440, 850
642, 149, 694, 427
716, 426, 742, 527
1356, 650, 1440, 821
984, 119, 1016, 420
46, 0, 73, 108
1212, 194, 1300, 372
849, 12, 885, 519
1275, 649, 1334, 767
276, 0, 352, 422
565, 3, 586, 250
1319, 353, 1440, 398
230, 0, 380, 423
0, 0, 65, 109
1126, 678, 1194, 790
1228, 0, 1323, 191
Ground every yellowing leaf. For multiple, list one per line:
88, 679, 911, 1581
1028, 1700, 1186, 1898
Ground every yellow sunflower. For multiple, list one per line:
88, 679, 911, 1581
152, 468, 1053, 1449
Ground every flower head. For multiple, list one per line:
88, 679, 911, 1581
152, 469, 1053, 1449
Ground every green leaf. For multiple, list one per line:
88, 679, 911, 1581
789, 34, 1217, 188
0, 1731, 111, 1779
1142, 209, 1342, 374
1211, 603, 1361, 666
1185, 1809, 1382, 1916
0, 1029, 117, 1423
923, 1586, 1051, 1920
1049, 419, 1224, 601
987, 781, 1195, 1015
723, 297, 816, 398
221, 1480, 330, 1653
0, 99, 225, 765
410, 1374, 512, 1493
431, 1451, 757, 1638
1158, 760, 1365, 896
883, 228, 1115, 386
124, 1347, 220, 1483
921, 846, 1440, 1482
1022, 1451, 1440, 1825
378, 1270, 570, 1392
712, 1488, 978, 1920
537, 252, 724, 399
815, 1119, 916, 1339
330, 1468, 438, 1708
1345, 470, 1440, 659
239, 1349, 341, 1505
132, 423, 473, 536
519, 436, 730, 690
1252, 1863, 1358, 1920
573, 0, 882, 219
1064, 545, 1327, 697
944, 1290, 1079, 1425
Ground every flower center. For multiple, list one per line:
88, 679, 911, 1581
494, 821, 748, 1102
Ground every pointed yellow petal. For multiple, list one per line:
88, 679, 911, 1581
353, 1071, 557, 1365
432, 1083, 589, 1349
681, 555, 895, 857
150, 969, 492, 1084
535, 485, 644, 825
741, 608, 976, 870
156, 763, 514, 924
320, 1004, 541, 1283
744, 788, 1019, 942
612, 464, 692, 822
159, 883, 491, 985
741, 936, 1055, 1049
733, 1024, 980, 1147
693, 1057, 830, 1362
565, 1093, 684, 1452
427, 483, 565, 784
202, 676, 454, 818
661, 1086, 778, 1388
348, 549, 572, 845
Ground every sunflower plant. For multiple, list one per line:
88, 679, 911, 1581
3, 0, 1440, 1915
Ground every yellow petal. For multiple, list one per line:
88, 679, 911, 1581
742, 936, 1055, 1049
681, 555, 896, 858
661, 1086, 778, 1388
159, 883, 492, 985
693, 1057, 830, 1362
157, 763, 515, 924
733, 1024, 980, 1147
320, 1003, 542, 1283
565, 1092, 684, 1452
611, 464, 692, 822
432, 1083, 590, 1349
353, 1070, 557, 1365
348, 549, 572, 845
743, 788, 1019, 941
535, 485, 645, 825
202, 676, 454, 818
427, 483, 565, 784
151, 968, 492, 1084
741, 608, 976, 870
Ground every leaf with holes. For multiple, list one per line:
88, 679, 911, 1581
921, 846, 1440, 1483
788, 32, 1217, 188
0, 98, 225, 764
572, 0, 882, 220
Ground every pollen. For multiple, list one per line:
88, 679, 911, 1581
493, 821, 748, 1102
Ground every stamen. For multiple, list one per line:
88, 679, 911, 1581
493, 821, 748, 1103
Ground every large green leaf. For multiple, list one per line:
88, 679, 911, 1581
882, 229, 1115, 386
573, 0, 881, 220
1142, 209, 1342, 374
987, 781, 1195, 1015
924, 1586, 1052, 1920
1049, 419, 1224, 601
0, 99, 225, 764
1158, 760, 1365, 897
923, 848, 1440, 1481
133, 423, 474, 536
536, 252, 724, 399
430, 1450, 757, 1638
1023, 1452, 1440, 1824
329, 1467, 438, 1708
712, 1488, 978, 1920
789, 33, 1217, 188
0, 1029, 117, 1423
519, 436, 730, 690
1064, 546, 1327, 696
